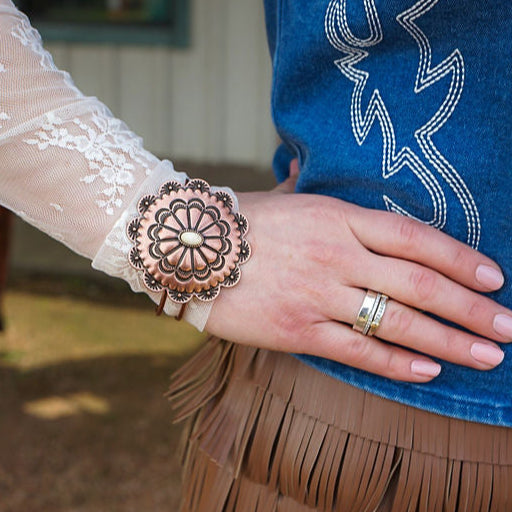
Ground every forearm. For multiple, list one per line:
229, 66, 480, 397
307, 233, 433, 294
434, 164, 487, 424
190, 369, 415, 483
0, 1, 234, 327
0, 2, 163, 256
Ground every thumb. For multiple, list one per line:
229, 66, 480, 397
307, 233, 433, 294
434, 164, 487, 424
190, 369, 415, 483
272, 158, 300, 194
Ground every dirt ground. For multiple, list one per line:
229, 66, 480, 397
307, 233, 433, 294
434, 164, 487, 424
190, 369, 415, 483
0, 290, 205, 512
0, 162, 274, 511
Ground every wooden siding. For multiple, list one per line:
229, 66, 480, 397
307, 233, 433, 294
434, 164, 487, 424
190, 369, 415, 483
46, 0, 276, 169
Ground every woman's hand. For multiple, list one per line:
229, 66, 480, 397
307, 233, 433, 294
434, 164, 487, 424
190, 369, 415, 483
206, 169, 511, 382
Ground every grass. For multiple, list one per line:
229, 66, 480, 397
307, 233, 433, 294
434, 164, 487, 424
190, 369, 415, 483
0, 290, 206, 512
1, 291, 204, 369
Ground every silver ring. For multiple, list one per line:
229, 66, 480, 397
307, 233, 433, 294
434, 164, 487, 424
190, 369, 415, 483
353, 290, 389, 337
368, 294, 388, 337
353, 290, 379, 334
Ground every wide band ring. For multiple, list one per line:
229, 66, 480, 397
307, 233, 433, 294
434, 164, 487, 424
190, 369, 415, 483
353, 290, 389, 337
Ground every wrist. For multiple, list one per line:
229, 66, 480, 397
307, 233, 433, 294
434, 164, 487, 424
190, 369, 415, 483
127, 178, 251, 327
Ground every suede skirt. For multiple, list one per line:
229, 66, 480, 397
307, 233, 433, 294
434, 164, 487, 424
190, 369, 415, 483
167, 337, 512, 512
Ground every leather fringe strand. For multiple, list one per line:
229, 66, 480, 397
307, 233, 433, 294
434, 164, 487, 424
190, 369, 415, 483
168, 338, 512, 512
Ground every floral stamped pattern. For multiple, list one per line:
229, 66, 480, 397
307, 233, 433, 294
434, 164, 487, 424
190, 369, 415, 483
127, 179, 251, 304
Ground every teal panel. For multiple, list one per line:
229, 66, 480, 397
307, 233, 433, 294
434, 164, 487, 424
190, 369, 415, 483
15, 0, 190, 47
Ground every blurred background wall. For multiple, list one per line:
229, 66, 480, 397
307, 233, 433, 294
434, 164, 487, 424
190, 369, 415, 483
45, 0, 277, 169
0, 5, 279, 508
6, 0, 278, 283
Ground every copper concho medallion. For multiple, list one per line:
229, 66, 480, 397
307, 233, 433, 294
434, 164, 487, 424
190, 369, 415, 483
127, 179, 251, 304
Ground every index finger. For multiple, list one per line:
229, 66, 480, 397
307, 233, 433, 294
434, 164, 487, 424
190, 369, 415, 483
346, 207, 504, 293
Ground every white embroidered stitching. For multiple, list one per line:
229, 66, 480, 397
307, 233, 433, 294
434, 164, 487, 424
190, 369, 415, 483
325, 0, 481, 248
397, 0, 481, 248
325, 0, 446, 230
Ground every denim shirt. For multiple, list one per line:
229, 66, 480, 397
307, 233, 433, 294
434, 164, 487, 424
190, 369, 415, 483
264, 0, 512, 426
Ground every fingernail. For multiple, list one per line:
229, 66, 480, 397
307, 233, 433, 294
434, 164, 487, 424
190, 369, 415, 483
411, 360, 442, 378
470, 342, 504, 366
494, 314, 512, 339
476, 265, 504, 290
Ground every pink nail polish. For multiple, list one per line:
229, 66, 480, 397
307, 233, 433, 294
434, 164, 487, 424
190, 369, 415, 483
494, 314, 512, 340
476, 264, 504, 290
411, 360, 441, 378
470, 342, 504, 366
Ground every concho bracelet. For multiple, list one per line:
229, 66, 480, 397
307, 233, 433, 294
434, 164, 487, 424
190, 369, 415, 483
127, 178, 251, 319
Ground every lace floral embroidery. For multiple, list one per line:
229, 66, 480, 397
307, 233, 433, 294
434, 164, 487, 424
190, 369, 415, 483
0, 63, 9, 127
0, 112, 10, 129
11, 15, 81, 95
105, 218, 133, 255
23, 111, 158, 215
11, 17, 56, 70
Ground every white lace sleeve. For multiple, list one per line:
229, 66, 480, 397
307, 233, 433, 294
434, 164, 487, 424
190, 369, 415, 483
0, 0, 233, 329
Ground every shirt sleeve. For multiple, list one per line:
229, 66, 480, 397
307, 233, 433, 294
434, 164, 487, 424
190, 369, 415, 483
0, 0, 231, 328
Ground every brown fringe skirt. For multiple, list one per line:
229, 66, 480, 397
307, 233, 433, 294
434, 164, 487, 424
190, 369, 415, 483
168, 338, 512, 511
